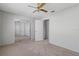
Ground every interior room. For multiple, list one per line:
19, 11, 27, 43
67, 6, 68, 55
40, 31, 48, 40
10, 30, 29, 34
0, 3, 79, 56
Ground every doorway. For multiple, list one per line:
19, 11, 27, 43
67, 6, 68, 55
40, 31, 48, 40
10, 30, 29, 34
43, 20, 49, 40
15, 21, 31, 41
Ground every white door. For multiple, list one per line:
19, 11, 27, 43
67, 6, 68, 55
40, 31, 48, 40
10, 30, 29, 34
35, 20, 43, 41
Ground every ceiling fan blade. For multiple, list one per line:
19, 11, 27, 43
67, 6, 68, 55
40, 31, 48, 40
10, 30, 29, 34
38, 3, 46, 8
33, 10, 37, 13
28, 5, 36, 8
40, 9, 48, 13
51, 10, 55, 13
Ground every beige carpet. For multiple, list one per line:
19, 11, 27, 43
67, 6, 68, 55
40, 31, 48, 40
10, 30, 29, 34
0, 37, 79, 56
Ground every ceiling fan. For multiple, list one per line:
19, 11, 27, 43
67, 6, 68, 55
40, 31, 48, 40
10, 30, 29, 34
28, 3, 55, 13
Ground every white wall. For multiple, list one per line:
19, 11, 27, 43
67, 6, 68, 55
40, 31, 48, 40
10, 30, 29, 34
25, 22, 30, 36
15, 22, 21, 36
1, 12, 15, 45
0, 11, 30, 45
49, 5, 79, 52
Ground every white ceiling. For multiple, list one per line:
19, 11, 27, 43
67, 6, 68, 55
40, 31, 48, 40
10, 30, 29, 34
0, 3, 78, 19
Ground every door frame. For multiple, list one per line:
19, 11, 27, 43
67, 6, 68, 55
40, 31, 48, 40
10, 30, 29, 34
43, 19, 49, 40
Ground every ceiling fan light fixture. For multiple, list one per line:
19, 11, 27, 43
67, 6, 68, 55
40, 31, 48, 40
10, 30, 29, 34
28, 3, 55, 16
